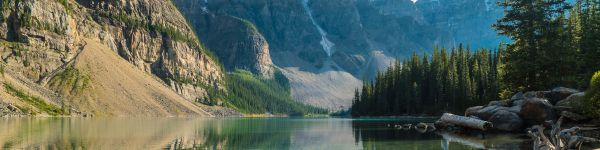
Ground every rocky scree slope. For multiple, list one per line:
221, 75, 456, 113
0, 0, 226, 116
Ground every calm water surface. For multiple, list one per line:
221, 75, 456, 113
0, 117, 530, 150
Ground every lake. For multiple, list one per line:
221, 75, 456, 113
0, 117, 531, 150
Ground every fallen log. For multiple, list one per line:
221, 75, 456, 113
440, 113, 493, 131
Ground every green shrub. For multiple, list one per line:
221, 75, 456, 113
4, 83, 66, 115
19, 6, 32, 27
0, 63, 5, 75
48, 66, 91, 95
585, 71, 600, 117
56, 0, 72, 14
0, 0, 8, 22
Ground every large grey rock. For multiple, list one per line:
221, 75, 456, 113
487, 100, 511, 107
511, 92, 525, 101
512, 99, 525, 107
465, 106, 484, 117
471, 105, 510, 120
489, 110, 523, 132
524, 91, 550, 99
545, 87, 580, 104
507, 105, 522, 114
520, 98, 557, 126
555, 92, 586, 114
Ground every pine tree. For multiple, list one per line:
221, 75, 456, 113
494, 0, 573, 91
580, 0, 600, 88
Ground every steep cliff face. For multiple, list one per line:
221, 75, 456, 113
0, 0, 226, 116
173, 0, 507, 110
181, 10, 274, 76
176, 0, 328, 71
74, 0, 224, 100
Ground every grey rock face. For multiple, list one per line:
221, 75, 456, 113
173, 0, 506, 76
1, 0, 224, 102
180, 11, 274, 76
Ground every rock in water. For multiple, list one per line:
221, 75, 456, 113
489, 110, 523, 132
520, 98, 557, 126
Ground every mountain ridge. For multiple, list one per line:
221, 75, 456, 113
0, 0, 227, 116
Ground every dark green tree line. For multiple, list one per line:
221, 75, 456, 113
350, 0, 600, 117
351, 47, 505, 116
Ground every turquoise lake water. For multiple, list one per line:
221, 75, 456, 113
0, 117, 530, 149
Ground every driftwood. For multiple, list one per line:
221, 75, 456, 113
440, 113, 493, 131
528, 116, 600, 150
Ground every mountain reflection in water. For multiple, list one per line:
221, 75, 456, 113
0, 117, 530, 149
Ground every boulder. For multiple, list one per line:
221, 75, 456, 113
511, 92, 526, 106
520, 98, 557, 126
465, 106, 484, 117
512, 99, 525, 107
524, 91, 549, 99
555, 92, 586, 114
507, 105, 521, 114
7, 104, 18, 112
488, 110, 523, 132
471, 105, 509, 120
511, 92, 525, 101
487, 100, 511, 107
545, 87, 580, 104
415, 123, 428, 129
434, 120, 451, 129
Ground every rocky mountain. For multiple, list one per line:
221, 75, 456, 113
174, 0, 507, 110
0, 0, 510, 115
185, 10, 274, 76
0, 0, 228, 116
